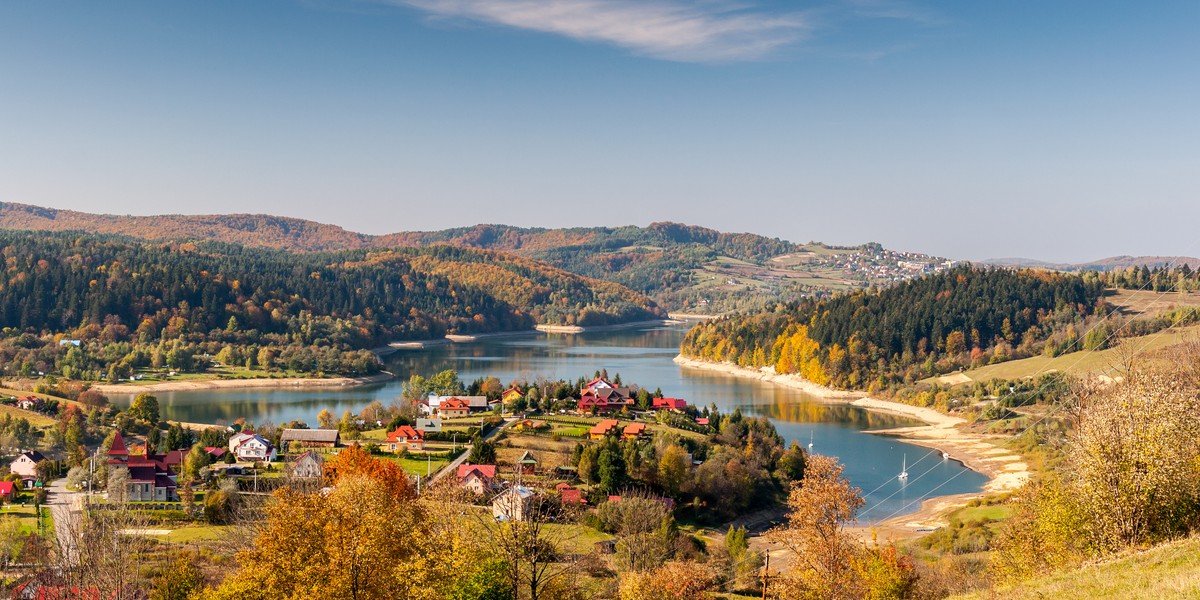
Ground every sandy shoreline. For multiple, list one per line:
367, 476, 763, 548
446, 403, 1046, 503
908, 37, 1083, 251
94, 371, 395, 394
536, 319, 680, 334
381, 319, 681, 351
673, 355, 1029, 535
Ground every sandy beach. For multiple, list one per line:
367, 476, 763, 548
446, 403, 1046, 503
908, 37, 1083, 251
673, 355, 1029, 536
536, 319, 681, 334
93, 371, 395, 394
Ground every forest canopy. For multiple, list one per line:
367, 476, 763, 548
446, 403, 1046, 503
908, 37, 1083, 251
681, 267, 1106, 390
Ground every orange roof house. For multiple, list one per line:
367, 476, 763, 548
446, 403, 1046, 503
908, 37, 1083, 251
622, 423, 647, 439
437, 398, 471, 418
588, 419, 620, 440
385, 425, 425, 451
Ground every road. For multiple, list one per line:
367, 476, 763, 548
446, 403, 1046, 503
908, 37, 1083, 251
45, 477, 84, 567
428, 417, 516, 485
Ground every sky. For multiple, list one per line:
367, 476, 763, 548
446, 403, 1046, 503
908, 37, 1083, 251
1, 1, 1197, 262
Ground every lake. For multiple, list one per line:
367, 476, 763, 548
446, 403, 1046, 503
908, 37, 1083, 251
114, 323, 987, 521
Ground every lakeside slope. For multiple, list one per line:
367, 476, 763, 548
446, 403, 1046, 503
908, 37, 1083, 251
673, 356, 1030, 533
93, 372, 394, 394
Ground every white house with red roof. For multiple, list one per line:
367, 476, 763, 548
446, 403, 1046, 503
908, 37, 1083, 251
229, 432, 276, 462
385, 425, 425, 452
456, 463, 497, 495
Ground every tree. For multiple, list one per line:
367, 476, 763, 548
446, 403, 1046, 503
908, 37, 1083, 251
597, 441, 626, 493
767, 455, 866, 599
657, 445, 690, 497
128, 394, 160, 424
317, 409, 336, 430
151, 551, 206, 600
468, 437, 497, 465
597, 492, 673, 574
78, 389, 109, 410
618, 561, 718, 600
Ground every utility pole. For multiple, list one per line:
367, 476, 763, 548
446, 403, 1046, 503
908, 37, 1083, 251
452, 432, 457, 453
761, 552, 770, 600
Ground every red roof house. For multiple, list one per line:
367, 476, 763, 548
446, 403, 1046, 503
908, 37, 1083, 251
0, 481, 14, 501
622, 423, 647, 439
437, 398, 471, 418
588, 419, 620, 440
385, 425, 425, 451
651, 397, 687, 411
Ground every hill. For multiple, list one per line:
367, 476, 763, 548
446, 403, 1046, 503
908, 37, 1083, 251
0, 203, 953, 313
0, 231, 663, 379
983, 255, 1200, 271
680, 267, 1105, 389
953, 536, 1200, 599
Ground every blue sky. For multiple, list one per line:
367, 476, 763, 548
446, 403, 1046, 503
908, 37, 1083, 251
1, 1, 1196, 261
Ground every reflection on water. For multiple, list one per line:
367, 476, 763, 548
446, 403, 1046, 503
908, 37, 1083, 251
112, 324, 986, 520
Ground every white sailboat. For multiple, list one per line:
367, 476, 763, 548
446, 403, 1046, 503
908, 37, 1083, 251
808, 432, 814, 450
898, 454, 909, 481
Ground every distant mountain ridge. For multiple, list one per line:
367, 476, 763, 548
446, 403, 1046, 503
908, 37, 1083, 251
984, 255, 1200, 271
0, 202, 950, 313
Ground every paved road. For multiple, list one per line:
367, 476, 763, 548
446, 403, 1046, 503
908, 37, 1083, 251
428, 417, 516, 485
45, 477, 84, 566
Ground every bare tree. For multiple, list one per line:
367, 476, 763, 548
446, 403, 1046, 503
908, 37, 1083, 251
477, 493, 577, 600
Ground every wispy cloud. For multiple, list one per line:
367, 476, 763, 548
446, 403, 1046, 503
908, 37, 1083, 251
390, 0, 811, 63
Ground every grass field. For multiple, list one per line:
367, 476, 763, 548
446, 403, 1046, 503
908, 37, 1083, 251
953, 536, 1200, 599
164, 524, 233, 543
0, 506, 51, 535
0, 402, 56, 427
1106, 288, 1200, 316
930, 324, 1200, 384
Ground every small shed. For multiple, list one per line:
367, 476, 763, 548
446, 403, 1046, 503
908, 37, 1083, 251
516, 450, 538, 475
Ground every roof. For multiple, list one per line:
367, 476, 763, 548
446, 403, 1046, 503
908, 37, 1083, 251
588, 419, 620, 436
623, 423, 646, 436
107, 432, 129, 456
0, 481, 13, 495
439, 398, 471, 410
127, 466, 159, 483
386, 425, 424, 443
294, 450, 324, 465
585, 378, 613, 389
498, 486, 535, 500
280, 429, 340, 443
414, 418, 442, 431
561, 488, 585, 504
652, 397, 688, 410
695, 418, 710, 426
204, 447, 227, 457
516, 451, 538, 464
18, 450, 47, 462
162, 450, 187, 466
457, 464, 497, 480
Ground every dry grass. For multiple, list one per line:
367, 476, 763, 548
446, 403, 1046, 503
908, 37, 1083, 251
933, 325, 1200, 384
953, 536, 1200, 599
1106, 289, 1200, 316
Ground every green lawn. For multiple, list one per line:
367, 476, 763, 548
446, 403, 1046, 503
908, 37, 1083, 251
0, 505, 52, 535
954, 536, 1200, 599
391, 455, 452, 477
952, 504, 1014, 523
541, 522, 614, 554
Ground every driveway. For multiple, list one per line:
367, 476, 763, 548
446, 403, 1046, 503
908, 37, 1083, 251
45, 477, 84, 567
429, 417, 515, 485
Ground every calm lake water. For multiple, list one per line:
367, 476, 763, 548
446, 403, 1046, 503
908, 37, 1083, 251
113, 323, 987, 521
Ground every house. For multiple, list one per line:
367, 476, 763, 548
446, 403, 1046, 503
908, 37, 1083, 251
437, 398, 471, 419
695, 418, 710, 427
0, 481, 15, 502
457, 464, 497, 495
557, 484, 585, 505
584, 377, 614, 391
513, 419, 547, 432
516, 451, 538, 475
10, 451, 46, 479
414, 418, 443, 433
622, 423, 647, 439
15, 396, 37, 411
428, 395, 489, 413
578, 388, 634, 413
385, 425, 425, 452
588, 419, 620, 440
492, 486, 535, 521
501, 387, 524, 404
290, 451, 324, 479
204, 446, 227, 460
280, 428, 340, 449
229, 433, 277, 462
651, 397, 687, 411
107, 432, 179, 502
594, 539, 617, 554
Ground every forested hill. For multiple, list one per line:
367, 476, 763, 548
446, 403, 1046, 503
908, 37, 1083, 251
681, 267, 1106, 390
0, 203, 953, 314
0, 232, 663, 345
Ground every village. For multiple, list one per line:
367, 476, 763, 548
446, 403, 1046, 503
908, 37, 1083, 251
0, 370, 789, 596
